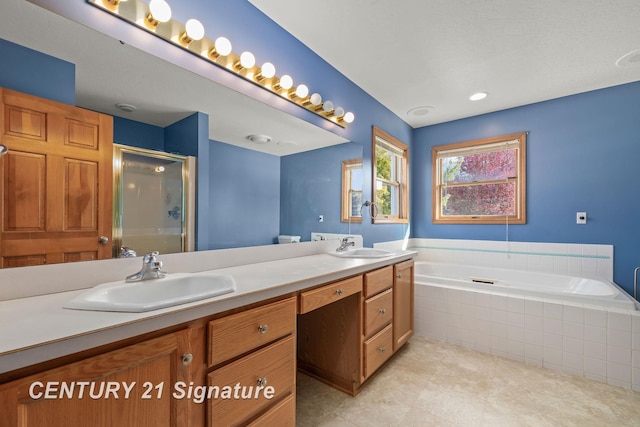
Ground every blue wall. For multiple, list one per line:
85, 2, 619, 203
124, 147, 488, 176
113, 116, 165, 150
209, 141, 280, 249
413, 81, 640, 293
0, 38, 75, 104
281, 143, 362, 241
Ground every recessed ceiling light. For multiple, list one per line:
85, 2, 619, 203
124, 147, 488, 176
616, 49, 640, 67
407, 106, 434, 117
469, 92, 488, 101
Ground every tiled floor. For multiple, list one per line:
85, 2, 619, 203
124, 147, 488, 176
296, 336, 640, 426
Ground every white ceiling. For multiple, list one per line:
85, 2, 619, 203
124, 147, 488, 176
250, 0, 640, 128
0, 0, 349, 156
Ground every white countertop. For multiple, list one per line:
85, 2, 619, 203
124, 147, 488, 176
0, 251, 415, 375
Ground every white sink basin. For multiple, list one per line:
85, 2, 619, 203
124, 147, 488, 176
330, 248, 395, 258
64, 272, 235, 313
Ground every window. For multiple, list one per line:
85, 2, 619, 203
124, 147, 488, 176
341, 158, 363, 222
432, 132, 526, 224
372, 126, 409, 224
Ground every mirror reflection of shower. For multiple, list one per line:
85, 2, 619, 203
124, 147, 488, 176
113, 145, 195, 258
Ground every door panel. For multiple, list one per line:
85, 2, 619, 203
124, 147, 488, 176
64, 159, 98, 231
0, 88, 113, 268
5, 105, 46, 141
3, 151, 46, 231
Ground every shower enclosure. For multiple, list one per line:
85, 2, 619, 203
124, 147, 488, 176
113, 145, 195, 258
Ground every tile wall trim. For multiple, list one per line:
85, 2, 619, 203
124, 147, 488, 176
407, 245, 611, 260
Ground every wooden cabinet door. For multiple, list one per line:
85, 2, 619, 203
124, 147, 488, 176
0, 88, 113, 268
393, 260, 414, 351
0, 330, 192, 427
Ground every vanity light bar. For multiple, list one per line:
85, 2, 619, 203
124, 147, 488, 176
89, 0, 354, 128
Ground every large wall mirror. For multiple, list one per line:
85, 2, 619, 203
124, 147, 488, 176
0, 0, 362, 268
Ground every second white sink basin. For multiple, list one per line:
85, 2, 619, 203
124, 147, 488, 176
330, 248, 395, 258
64, 272, 236, 313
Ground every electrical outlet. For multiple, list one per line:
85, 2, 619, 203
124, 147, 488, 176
576, 212, 587, 224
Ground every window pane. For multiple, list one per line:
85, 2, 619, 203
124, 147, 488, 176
442, 149, 517, 183
350, 191, 362, 217
375, 146, 392, 180
376, 182, 399, 216
441, 182, 515, 216
351, 168, 363, 191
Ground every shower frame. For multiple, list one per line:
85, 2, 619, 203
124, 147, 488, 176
112, 144, 196, 258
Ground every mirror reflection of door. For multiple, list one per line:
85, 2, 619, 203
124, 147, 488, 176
0, 88, 113, 268
113, 145, 195, 258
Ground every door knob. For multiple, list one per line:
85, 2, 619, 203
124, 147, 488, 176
98, 236, 110, 244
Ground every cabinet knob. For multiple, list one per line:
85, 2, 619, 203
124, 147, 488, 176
378, 346, 386, 353
396, 274, 402, 279
181, 353, 193, 366
336, 289, 344, 296
98, 236, 110, 245
257, 377, 268, 387
258, 324, 269, 334
379, 308, 386, 315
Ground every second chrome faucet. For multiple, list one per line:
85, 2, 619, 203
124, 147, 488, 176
126, 251, 167, 282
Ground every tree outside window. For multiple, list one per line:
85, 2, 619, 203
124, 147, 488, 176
432, 132, 526, 224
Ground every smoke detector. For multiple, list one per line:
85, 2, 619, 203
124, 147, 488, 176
116, 103, 137, 113
616, 50, 640, 67
246, 134, 272, 144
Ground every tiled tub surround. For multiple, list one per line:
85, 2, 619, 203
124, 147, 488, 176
405, 238, 615, 282
375, 239, 640, 391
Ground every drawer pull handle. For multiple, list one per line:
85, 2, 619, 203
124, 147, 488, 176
378, 346, 386, 353
257, 377, 268, 387
181, 353, 193, 366
258, 324, 269, 334
336, 289, 344, 296
379, 308, 386, 314
396, 274, 402, 279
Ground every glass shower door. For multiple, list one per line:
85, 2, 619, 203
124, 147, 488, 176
113, 146, 191, 258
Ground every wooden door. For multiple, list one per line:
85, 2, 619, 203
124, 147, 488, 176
0, 330, 193, 427
0, 88, 113, 268
393, 259, 414, 351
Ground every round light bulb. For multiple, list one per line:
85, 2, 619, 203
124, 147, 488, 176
334, 107, 345, 118
214, 37, 232, 56
322, 100, 334, 112
344, 112, 355, 123
279, 75, 293, 90
261, 62, 276, 78
309, 93, 322, 106
295, 84, 309, 98
185, 19, 204, 41
149, 0, 171, 23
240, 51, 255, 68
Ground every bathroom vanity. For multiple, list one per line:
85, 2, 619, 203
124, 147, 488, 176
0, 252, 414, 426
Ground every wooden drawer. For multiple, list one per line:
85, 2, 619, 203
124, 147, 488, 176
363, 288, 393, 338
247, 394, 295, 427
364, 266, 393, 298
207, 335, 296, 427
363, 324, 393, 378
299, 275, 362, 314
208, 297, 296, 367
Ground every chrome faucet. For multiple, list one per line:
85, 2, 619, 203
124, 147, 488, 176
126, 251, 167, 282
336, 237, 356, 252
119, 246, 137, 258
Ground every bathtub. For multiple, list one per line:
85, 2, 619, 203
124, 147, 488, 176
414, 261, 637, 310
